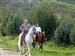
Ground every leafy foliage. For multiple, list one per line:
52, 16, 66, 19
0, 15, 22, 36
70, 24, 75, 45
57, 0, 75, 4
31, 2, 58, 40
54, 19, 72, 46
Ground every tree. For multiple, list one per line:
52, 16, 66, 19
31, 1, 58, 40
0, 14, 22, 36
70, 19, 75, 45
54, 19, 72, 46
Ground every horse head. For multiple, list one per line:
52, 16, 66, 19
28, 25, 36, 35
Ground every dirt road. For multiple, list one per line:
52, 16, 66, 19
0, 48, 24, 56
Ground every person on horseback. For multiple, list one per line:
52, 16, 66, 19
35, 24, 42, 36
20, 19, 32, 46
20, 19, 32, 35
35, 24, 42, 42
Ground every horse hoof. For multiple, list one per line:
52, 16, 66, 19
25, 55, 27, 56
25, 54, 27, 56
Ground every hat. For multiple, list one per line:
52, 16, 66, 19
24, 19, 28, 23
36, 24, 39, 27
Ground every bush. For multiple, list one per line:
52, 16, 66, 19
54, 19, 72, 46
31, 2, 58, 40
0, 15, 22, 36
70, 25, 75, 45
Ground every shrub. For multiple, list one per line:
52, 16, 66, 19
31, 2, 58, 40
54, 19, 72, 46
70, 25, 75, 45
0, 15, 22, 36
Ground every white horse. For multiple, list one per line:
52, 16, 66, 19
18, 25, 36, 56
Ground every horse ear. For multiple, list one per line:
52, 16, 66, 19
32, 25, 34, 27
32, 25, 36, 28
43, 32, 45, 37
43, 32, 45, 34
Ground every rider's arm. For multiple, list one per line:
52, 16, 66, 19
20, 23, 24, 31
39, 27, 42, 32
25, 23, 32, 31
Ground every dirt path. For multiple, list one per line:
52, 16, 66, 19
0, 48, 24, 56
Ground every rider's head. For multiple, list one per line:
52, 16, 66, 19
24, 19, 28, 24
36, 24, 39, 27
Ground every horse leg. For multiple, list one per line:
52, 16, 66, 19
18, 40, 25, 55
26, 43, 31, 56
18, 44, 23, 55
18, 45, 22, 56
28, 47, 31, 56
18, 32, 24, 55
32, 40, 36, 48
39, 42, 41, 50
39, 42, 43, 50
18, 39, 22, 55
25, 51, 28, 56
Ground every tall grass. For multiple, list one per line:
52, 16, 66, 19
0, 36, 75, 56
0, 36, 19, 51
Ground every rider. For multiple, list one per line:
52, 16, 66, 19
32, 24, 42, 47
35, 24, 42, 36
20, 19, 32, 46
20, 19, 32, 35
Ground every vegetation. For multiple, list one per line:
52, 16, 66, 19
31, 1, 58, 40
0, 36, 18, 51
0, 14, 22, 36
54, 19, 73, 46
70, 24, 75, 45
0, 0, 75, 56
57, 0, 75, 4
0, 36, 75, 56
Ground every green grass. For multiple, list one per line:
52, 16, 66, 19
0, 36, 19, 51
0, 36, 75, 56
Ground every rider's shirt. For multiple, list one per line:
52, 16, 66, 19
35, 27, 41, 33
20, 23, 31, 33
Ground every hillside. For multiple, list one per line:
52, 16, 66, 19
0, 1, 75, 56
57, 0, 75, 4
0, 0, 75, 21
0, 0, 38, 15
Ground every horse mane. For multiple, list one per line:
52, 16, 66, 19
42, 32, 45, 37
39, 32, 45, 37
27, 25, 35, 34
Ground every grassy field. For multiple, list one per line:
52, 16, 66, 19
0, 36, 75, 56
0, 0, 75, 56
